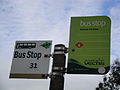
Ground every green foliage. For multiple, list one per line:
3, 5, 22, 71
96, 58, 120, 90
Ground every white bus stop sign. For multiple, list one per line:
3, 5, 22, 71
9, 41, 52, 79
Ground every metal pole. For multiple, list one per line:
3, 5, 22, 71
49, 44, 67, 90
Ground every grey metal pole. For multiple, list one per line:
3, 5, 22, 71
49, 44, 67, 90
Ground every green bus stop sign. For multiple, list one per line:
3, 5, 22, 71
67, 16, 111, 74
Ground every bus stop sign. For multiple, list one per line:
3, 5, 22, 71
9, 41, 52, 79
67, 16, 111, 74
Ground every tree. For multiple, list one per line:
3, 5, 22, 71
96, 58, 120, 90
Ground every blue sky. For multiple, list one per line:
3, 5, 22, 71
102, 0, 117, 15
0, 0, 120, 90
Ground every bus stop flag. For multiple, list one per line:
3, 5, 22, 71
67, 16, 111, 74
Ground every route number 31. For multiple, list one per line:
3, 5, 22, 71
30, 63, 37, 68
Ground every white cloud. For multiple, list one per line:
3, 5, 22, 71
109, 2, 120, 59
110, 4, 120, 28
66, 0, 105, 16
65, 75, 103, 90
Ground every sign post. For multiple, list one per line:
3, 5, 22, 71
9, 41, 52, 79
67, 16, 111, 74
49, 44, 66, 90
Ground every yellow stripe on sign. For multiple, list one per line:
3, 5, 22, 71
9, 74, 48, 79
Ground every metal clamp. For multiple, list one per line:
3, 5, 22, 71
52, 67, 65, 71
54, 44, 68, 54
